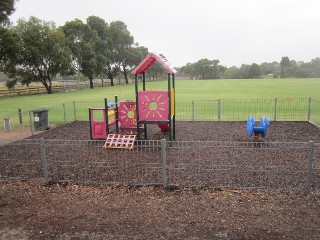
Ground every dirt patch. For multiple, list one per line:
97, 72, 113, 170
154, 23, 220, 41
0, 123, 58, 146
1, 181, 320, 239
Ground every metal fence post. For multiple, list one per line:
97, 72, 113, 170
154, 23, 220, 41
218, 99, 221, 122
40, 138, 49, 184
18, 108, 23, 124
161, 139, 168, 187
192, 100, 195, 121
29, 110, 34, 135
73, 101, 76, 121
274, 98, 277, 121
306, 141, 314, 194
307, 97, 311, 122
63, 103, 67, 124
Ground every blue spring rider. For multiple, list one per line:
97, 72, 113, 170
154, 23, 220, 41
247, 117, 270, 141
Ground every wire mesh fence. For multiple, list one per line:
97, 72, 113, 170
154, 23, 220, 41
175, 100, 220, 121
1, 98, 319, 134
313, 143, 320, 192
220, 99, 275, 121
310, 98, 320, 126
0, 139, 43, 180
44, 139, 163, 185
1, 139, 318, 193
166, 141, 313, 192
1, 97, 320, 192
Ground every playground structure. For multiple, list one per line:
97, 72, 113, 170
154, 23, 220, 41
89, 53, 176, 145
246, 117, 270, 141
89, 96, 142, 140
132, 53, 176, 141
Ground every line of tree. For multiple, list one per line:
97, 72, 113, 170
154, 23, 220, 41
3, 1, 320, 94
178, 59, 226, 80
178, 56, 320, 80
1, 0, 171, 93
0, 15, 154, 93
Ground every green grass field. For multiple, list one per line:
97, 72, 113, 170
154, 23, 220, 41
1, 78, 319, 110
1, 78, 320, 127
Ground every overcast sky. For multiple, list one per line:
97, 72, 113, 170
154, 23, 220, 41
10, 0, 320, 68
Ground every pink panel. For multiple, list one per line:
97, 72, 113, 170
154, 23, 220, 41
103, 134, 136, 150
118, 101, 137, 128
138, 91, 169, 121
90, 108, 107, 139
131, 53, 176, 74
92, 122, 107, 139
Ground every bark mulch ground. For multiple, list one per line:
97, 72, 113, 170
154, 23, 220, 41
1, 182, 320, 240
1, 121, 320, 239
23, 120, 320, 142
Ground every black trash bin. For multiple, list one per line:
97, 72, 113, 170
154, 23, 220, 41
31, 108, 49, 131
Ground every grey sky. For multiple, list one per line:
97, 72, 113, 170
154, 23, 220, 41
10, 0, 320, 68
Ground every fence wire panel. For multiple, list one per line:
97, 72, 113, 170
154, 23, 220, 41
314, 143, 320, 193
275, 98, 309, 120
45, 103, 65, 125
175, 100, 219, 121
310, 98, 320, 127
0, 139, 43, 180
175, 101, 193, 121
0, 109, 33, 141
72, 101, 106, 121
220, 99, 275, 121
62, 102, 75, 124
1, 98, 316, 134
0, 109, 30, 129
166, 141, 309, 191
44, 140, 163, 185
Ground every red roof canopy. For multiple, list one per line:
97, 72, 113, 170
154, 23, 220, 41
131, 53, 176, 74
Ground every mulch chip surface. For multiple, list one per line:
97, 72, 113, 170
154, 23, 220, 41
1, 121, 320, 239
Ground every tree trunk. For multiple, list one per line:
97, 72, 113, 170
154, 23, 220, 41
48, 79, 53, 94
110, 76, 114, 86
123, 67, 129, 84
77, 68, 80, 90
89, 77, 94, 89
124, 72, 129, 84
44, 84, 53, 94
42, 80, 53, 94
48, 85, 53, 94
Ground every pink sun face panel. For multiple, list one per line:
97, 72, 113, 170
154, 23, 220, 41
118, 101, 138, 128
138, 91, 169, 121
